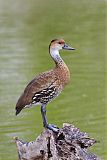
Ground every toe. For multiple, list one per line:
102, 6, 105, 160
47, 124, 59, 133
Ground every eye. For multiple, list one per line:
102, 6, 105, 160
58, 42, 62, 44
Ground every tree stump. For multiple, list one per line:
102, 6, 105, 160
14, 123, 101, 160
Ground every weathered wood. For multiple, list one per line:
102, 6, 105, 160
14, 123, 101, 160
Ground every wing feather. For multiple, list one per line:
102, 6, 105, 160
15, 70, 60, 115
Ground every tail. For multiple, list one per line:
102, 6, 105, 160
15, 94, 24, 115
15, 107, 22, 115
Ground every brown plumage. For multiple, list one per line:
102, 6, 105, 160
15, 39, 75, 132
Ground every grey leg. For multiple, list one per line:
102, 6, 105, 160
41, 104, 48, 127
41, 104, 59, 133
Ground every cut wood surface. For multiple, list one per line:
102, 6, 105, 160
14, 123, 101, 160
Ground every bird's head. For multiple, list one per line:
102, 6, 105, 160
49, 39, 75, 51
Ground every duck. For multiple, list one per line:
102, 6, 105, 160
15, 39, 75, 132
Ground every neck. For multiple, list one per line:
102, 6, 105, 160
50, 48, 63, 64
49, 48, 70, 86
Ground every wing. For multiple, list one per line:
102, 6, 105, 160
15, 70, 60, 115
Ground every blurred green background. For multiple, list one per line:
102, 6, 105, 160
0, 0, 106, 159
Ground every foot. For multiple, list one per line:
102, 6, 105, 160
46, 124, 59, 133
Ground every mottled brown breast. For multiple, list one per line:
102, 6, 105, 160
54, 61, 70, 87
15, 70, 62, 115
16, 61, 70, 115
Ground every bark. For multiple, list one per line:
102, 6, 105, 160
14, 123, 101, 160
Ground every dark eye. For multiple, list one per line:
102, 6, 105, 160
58, 42, 62, 44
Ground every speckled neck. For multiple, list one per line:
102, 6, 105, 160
50, 48, 70, 86
50, 48, 64, 65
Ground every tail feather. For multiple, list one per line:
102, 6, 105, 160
15, 93, 25, 115
15, 107, 22, 115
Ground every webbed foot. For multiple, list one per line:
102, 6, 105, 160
46, 124, 59, 133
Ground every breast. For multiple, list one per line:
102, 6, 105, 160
54, 62, 71, 87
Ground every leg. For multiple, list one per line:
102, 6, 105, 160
41, 104, 59, 133
41, 104, 48, 128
